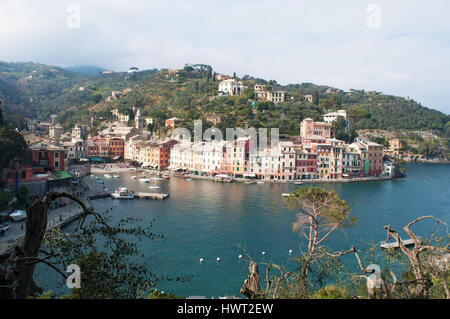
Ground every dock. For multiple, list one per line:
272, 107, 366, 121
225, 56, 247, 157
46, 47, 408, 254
135, 192, 169, 200
88, 193, 111, 200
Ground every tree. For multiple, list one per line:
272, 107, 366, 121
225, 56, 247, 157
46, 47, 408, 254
16, 185, 29, 207
0, 101, 31, 167
383, 216, 449, 299
312, 89, 319, 105
91, 93, 102, 104
0, 192, 185, 299
285, 187, 357, 294
346, 106, 370, 130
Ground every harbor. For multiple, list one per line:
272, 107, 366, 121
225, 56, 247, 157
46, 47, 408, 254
33, 163, 450, 298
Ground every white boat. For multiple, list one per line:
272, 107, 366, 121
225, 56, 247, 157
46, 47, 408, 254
97, 180, 104, 184
380, 238, 417, 249
187, 178, 193, 181
131, 176, 137, 179
281, 193, 291, 197
104, 174, 112, 178
244, 180, 256, 184
149, 186, 160, 189
215, 174, 233, 183
150, 177, 163, 181
139, 178, 150, 183
10, 210, 27, 222
111, 187, 135, 199
257, 181, 264, 184
294, 180, 303, 185
113, 174, 120, 178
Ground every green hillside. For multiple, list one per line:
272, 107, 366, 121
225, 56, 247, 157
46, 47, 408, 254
0, 62, 448, 140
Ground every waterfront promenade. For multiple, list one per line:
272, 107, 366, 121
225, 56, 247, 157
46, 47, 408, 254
175, 174, 394, 184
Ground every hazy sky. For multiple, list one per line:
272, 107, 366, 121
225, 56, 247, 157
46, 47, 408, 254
1, 0, 449, 114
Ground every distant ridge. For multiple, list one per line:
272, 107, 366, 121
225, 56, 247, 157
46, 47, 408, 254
64, 65, 107, 75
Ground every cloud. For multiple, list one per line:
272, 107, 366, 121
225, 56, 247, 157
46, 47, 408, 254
0, 0, 449, 113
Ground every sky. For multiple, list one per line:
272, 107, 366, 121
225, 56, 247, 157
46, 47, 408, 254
1, 0, 449, 114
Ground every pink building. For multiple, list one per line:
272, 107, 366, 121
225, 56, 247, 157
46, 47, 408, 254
300, 118, 331, 139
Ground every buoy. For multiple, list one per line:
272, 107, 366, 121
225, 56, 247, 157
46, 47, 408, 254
238, 254, 242, 259
200, 258, 204, 263
262, 251, 266, 255
216, 257, 221, 262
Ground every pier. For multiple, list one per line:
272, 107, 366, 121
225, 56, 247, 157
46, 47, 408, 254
135, 192, 169, 200
89, 192, 169, 200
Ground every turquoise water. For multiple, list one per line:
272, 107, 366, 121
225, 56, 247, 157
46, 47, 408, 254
35, 164, 449, 297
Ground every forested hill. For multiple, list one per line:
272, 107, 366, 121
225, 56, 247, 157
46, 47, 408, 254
0, 61, 448, 137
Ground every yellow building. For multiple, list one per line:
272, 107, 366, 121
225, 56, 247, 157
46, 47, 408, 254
111, 108, 130, 123
254, 84, 286, 103
388, 139, 402, 158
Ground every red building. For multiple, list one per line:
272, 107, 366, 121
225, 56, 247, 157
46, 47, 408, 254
165, 117, 183, 130
107, 137, 124, 159
29, 143, 65, 170
295, 149, 317, 180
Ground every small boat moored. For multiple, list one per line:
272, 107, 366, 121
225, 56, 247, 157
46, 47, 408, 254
281, 193, 291, 197
10, 210, 27, 222
111, 187, 135, 199
104, 174, 112, 178
380, 238, 417, 249
214, 174, 234, 183
113, 174, 120, 178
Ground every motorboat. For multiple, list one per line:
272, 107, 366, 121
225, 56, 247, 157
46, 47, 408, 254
150, 177, 163, 181
139, 178, 150, 183
244, 180, 256, 184
294, 180, 303, 185
214, 174, 233, 183
187, 178, 193, 181
257, 181, 265, 184
131, 176, 137, 179
10, 210, 27, 222
111, 187, 135, 199
162, 175, 170, 180
104, 174, 112, 178
97, 180, 104, 184
281, 193, 291, 197
113, 174, 120, 178
149, 186, 160, 189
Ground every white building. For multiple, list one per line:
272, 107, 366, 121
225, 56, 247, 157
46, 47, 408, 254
322, 110, 350, 131
169, 141, 193, 171
124, 135, 146, 160
218, 79, 244, 96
